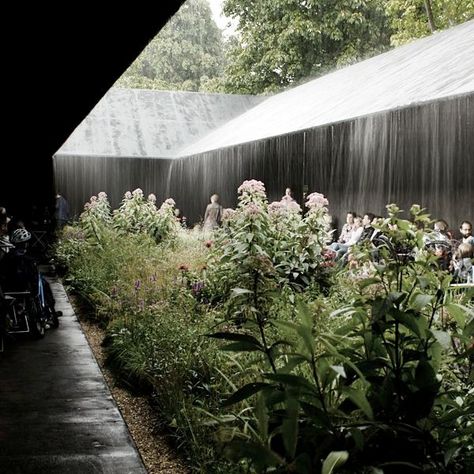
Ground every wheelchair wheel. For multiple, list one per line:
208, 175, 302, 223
26, 298, 46, 339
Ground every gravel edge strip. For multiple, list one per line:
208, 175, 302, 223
74, 309, 190, 474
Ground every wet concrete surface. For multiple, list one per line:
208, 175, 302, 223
0, 277, 147, 473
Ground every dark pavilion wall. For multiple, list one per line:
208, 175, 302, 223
54, 92, 473, 230
169, 92, 473, 230
53, 156, 172, 218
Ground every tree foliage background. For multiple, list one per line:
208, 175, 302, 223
115, 0, 226, 92
115, 0, 474, 95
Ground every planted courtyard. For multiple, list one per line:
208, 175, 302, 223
54, 182, 473, 474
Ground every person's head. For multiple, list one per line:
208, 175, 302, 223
210, 194, 219, 203
460, 220, 473, 238
363, 213, 375, 227
10, 228, 31, 249
434, 219, 448, 233
354, 216, 363, 228
456, 243, 474, 259
346, 212, 356, 225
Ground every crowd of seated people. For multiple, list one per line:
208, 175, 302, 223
328, 211, 474, 284
0, 206, 61, 328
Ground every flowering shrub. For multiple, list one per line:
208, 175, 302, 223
112, 189, 179, 243
206, 181, 334, 305
79, 191, 112, 241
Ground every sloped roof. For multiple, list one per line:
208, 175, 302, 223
180, 20, 474, 156
56, 88, 264, 158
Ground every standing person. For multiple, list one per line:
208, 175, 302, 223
54, 193, 70, 230
203, 194, 223, 231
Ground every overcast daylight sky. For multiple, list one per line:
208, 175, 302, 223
207, 0, 237, 36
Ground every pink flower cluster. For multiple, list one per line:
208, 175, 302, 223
243, 202, 263, 217
124, 191, 132, 199
147, 193, 157, 203
269, 197, 301, 215
98, 192, 108, 199
237, 180, 266, 196
222, 208, 237, 221
164, 198, 176, 207
132, 188, 144, 198
305, 192, 329, 210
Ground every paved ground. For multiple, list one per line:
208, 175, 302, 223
0, 276, 147, 473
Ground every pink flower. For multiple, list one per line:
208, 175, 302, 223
237, 180, 266, 196
164, 198, 176, 207
90, 195, 98, 202
98, 192, 108, 199
147, 193, 157, 203
222, 208, 236, 221
132, 188, 144, 198
83, 202, 91, 210
124, 191, 132, 199
244, 202, 263, 216
305, 192, 329, 210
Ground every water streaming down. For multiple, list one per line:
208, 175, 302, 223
55, 21, 474, 229
170, 21, 474, 228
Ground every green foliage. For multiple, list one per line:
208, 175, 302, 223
56, 186, 473, 473
386, 0, 474, 45
112, 190, 179, 243
115, 0, 226, 92
205, 181, 335, 310
222, 0, 392, 94
208, 203, 474, 473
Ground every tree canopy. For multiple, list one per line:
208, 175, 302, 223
115, 0, 226, 92
116, 0, 474, 95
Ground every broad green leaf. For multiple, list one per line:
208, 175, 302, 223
282, 397, 299, 458
231, 287, 253, 296
412, 293, 433, 311
221, 382, 271, 407
445, 303, 473, 326
207, 332, 263, 348
322, 451, 349, 474
264, 373, 315, 393
343, 387, 373, 420
431, 329, 451, 349
221, 341, 264, 352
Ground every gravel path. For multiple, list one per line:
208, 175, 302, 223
77, 314, 190, 474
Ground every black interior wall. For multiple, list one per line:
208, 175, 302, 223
2, 2, 184, 219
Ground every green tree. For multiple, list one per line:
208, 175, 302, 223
115, 0, 226, 92
386, 0, 474, 45
221, 0, 392, 94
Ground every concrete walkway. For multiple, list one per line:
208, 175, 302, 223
0, 276, 147, 473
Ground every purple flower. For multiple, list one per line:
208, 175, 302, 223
134, 279, 141, 291
192, 281, 204, 295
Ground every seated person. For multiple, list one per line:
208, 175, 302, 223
451, 243, 473, 283
0, 228, 60, 320
0, 213, 14, 264
337, 211, 356, 244
330, 216, 363, 260
359, 213, 376, 243
459, 220, 474, 246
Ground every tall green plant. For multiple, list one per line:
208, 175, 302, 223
208, 203, 474, 473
